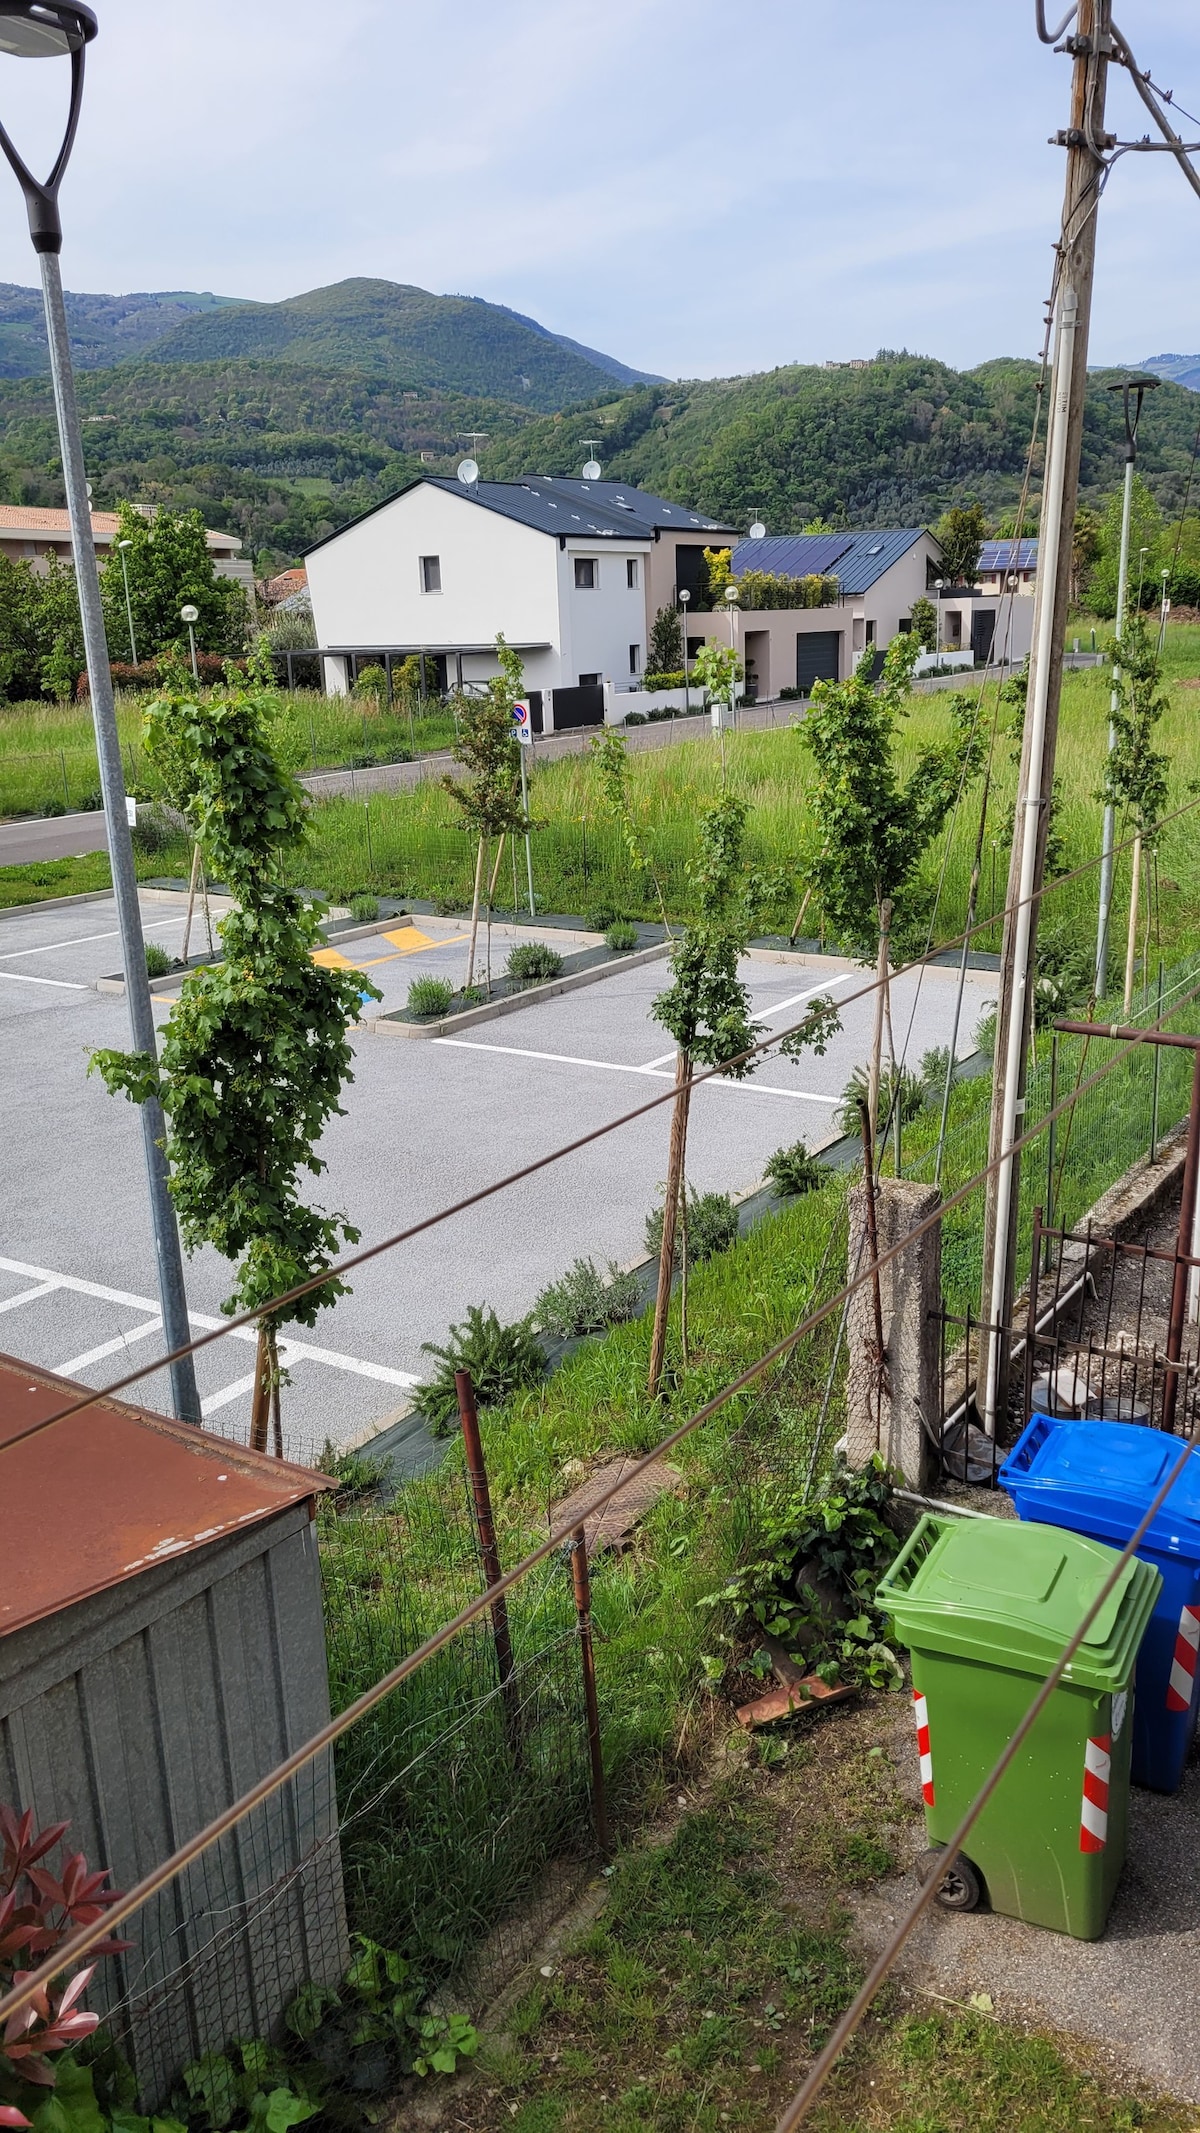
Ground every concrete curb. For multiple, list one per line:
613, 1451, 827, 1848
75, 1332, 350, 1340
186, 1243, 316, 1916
0, 887, 117, 922
368, 939, 670, 1039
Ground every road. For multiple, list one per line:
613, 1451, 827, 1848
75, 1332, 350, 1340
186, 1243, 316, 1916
0, 810, 110, 864
0, 894, 997, 1467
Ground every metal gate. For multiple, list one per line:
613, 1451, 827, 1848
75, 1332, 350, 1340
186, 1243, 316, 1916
795, 631, 840, 695
551, 683, 605, 731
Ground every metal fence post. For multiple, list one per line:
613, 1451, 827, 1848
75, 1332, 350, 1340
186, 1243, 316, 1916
454, 1370, 520, 1743
1150, 962, 1164, 1163
569, 1527, 609, 1855
1045, 1033, 1058, 1267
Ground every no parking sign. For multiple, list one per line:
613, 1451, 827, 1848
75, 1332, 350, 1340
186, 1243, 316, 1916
511, 700, 533, 746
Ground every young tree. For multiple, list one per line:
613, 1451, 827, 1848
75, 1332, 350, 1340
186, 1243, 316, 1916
1089, 477, 1162, 618
646, 793, 838, 1394
649, 604, 683, 674
1097, 612, 1171, 1011
934, 503, 987, 586
91, 655, 377, 1454
100, 501, 247, 663
804, 633, 983, 1140
442, 636, 530, 988
691, 640, 742, 712
908, 595, 937, 652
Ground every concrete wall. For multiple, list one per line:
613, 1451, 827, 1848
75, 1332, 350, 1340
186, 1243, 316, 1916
555, 536, 651, 690
0, 1505, 346, 2107
845, 1177, 941, 1489
682, 603, 859, 692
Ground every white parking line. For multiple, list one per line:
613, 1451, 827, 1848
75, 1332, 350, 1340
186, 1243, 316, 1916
0, 971, 88, 990
0, 1255, 419, 1389
201, 1372, 259, 1419
434, 1036, 837, 1103
0, 1281, 60, 1315
0, 917, 186, 963
55, 1319, 162, 1376
756, 971, 857, 1022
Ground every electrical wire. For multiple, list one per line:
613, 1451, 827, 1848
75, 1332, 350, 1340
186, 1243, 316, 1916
2, 968, 1197, 2035
5, 793, 1199, 1464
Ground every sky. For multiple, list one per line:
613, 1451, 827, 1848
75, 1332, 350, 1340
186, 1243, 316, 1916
1, 1, 1199, 381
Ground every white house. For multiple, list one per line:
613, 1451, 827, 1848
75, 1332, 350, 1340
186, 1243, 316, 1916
304, 475, 738, 731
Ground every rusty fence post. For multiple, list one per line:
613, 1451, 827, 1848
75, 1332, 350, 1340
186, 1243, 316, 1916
569, 1526, 610, 1855
455, 1369, 520, 1744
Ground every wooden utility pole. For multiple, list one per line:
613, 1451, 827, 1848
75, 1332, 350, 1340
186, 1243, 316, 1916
979, 0, 1113, 1435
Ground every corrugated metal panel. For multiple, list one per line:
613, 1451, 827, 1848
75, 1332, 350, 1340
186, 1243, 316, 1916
0, 1354, 332, 1637
535, 479, 736, 536
834, 529, 927, 593
425, 476, 651, 542
0, 1507, 346, 2107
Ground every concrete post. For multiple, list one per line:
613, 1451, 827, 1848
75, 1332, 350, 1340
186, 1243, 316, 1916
846, 1176, 941, 1489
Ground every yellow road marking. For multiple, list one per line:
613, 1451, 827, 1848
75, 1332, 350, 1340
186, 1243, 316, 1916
312, 946, 358, 968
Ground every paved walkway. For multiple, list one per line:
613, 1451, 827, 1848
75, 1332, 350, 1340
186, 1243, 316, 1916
0, 810, 110, 864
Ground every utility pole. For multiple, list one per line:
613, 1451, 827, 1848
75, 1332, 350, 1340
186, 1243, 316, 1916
979, 0, 1113, 1438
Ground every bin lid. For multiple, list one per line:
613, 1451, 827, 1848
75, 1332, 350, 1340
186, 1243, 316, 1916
999, 1417, 1200, 1560
878, 1514, 1161, 1689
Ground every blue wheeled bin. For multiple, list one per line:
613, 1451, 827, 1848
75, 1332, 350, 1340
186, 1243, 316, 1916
1000, 1416, 1200, 1793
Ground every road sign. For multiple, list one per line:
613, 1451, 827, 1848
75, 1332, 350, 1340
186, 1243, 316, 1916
511, 700, 533, 745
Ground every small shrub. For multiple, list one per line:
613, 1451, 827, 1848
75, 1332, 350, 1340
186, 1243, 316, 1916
645, 1187, 739, 1268
346, 750, 377, 768
624, 711, 647, 726
605, 920, 639, 953
418, 1305, 547, 1434
764, 1140, 827, 1197
779, 686, 801, 701
535, 1257, 643, 1339
131, 806, 175, 856
647, 706, 673, 723
434, 895, 464, 916
836, 1062, 927, 1139
506, 941, 565, 982
407, 975, 454, 1018
316, 1439, 388, 1504
144, 942, 173, 979
642, 670, 685, 692
919, 1045, 953, 1104
42, 797, 66, 817
78, 786, 103, 811
349, 893, 380, 922
353, 662, 389, 702
586, 902, 618, 932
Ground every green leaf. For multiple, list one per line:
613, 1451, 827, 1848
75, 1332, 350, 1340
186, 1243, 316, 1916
30, 2063, 104, 2133
263, 2090, 320, 2133
182, 2055, 239, 2131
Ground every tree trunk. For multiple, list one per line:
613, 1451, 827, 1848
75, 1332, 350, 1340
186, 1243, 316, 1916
789, 882, 814, 945
1123, 831, 1142, 1015
866, 898, 894, 1155
249, 1323, 276, 1454
678, 1157, 690, 1365
181, 840, 201, 963
466, 835, 486, 990
648, 1050, 692, 1396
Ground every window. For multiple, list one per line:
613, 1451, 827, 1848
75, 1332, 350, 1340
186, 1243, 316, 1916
865, 620, 876, 644
626, 557, 639, 590
629, 644, 641, 675
574, 557, 597, 590
579, 672, 601, 687
898, 617, 912, 634
420, 554, 441, 593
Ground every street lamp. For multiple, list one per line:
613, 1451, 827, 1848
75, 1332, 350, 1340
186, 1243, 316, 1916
1097, 375, 1160, 994
678, 586, 691, 717
117, 536, 136, 664
0, 3, 200, 1422
180, 602, 199, 682
724, 582, 740, 728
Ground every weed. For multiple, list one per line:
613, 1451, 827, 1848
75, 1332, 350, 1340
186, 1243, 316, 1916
764, 1140, 828, 1197
645, 1188, 739, 1267
144, 941, 172, 978
348, 893, 379, 922
604, 920, 639, 953
407, 975, 454, 1018
316, 1439, 389, 1504
534, 1257, 643, 1339
506, 941, 566, 982
418, 1305, 547, 1434
836, 1061, 927, 1138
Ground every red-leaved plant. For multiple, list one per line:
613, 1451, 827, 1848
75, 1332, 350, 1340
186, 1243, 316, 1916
0, 1805, 130, 2128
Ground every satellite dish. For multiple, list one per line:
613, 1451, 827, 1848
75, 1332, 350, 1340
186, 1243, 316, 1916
581, 459, 601, 481
457, 458, 479, 485
749, 520, 766, 540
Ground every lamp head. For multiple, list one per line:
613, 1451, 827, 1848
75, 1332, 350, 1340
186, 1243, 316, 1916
724, 584, 739, 604
0, 2, 96, 56
117, 537, 131, 550
180, 603, 199, 624
678, 587, 690, 604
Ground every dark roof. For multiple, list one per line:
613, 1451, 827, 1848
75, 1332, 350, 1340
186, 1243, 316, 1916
0, 1353, 331, 1638
729, 527, 932, 594
304, 473, 658, 555
980, 538, 1038, 572
526, 478, 737, 537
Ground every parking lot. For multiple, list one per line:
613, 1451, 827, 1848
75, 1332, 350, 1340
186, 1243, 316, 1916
0, 893, 997, 1465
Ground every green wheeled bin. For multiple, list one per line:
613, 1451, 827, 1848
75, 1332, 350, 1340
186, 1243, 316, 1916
877, 1514, 1161, 1940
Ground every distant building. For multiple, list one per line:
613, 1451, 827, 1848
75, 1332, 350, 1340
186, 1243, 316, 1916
304, 474, 738, 730
261, 566, 309, 609
978, 537, 1038, 595
0, 505, 255, 599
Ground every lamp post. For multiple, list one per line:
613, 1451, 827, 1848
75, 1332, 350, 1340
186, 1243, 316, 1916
678, 586, 690, 716
0, 2, 199, 1423
933, 577, 944, 657
117, 535, 136, 665
725, 582, 739, 728
180, 601, 199, 683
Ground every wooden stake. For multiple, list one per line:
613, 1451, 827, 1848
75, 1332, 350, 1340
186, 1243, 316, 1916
648, 1050, 692, 1396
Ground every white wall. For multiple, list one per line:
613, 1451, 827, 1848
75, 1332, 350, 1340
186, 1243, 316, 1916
306, 484, 561, 667
555, 539, 652, 692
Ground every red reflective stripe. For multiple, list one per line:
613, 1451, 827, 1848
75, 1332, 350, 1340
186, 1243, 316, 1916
913, 1690, 934, 1806
1166, 1604, 1200, 1711
1079, 1732, 1110, 1854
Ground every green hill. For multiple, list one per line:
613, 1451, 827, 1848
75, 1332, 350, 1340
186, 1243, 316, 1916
141, 278, 640, 409
0, 283, 235, 379
483, 352, 1200, 526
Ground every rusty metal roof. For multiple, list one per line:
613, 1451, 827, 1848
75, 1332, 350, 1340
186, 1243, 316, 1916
0, 1354, 334, 1640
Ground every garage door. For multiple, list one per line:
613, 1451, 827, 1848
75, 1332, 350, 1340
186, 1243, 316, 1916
796, 632, 840, 696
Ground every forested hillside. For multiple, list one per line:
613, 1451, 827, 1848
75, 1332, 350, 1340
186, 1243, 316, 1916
0, 284, 235, 378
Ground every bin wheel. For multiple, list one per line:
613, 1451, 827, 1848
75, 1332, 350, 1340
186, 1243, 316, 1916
916, 1846, 982, 1912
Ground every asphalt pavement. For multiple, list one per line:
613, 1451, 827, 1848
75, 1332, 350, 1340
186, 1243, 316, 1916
0, 894, 997, 1466
0, 810, 110, 863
